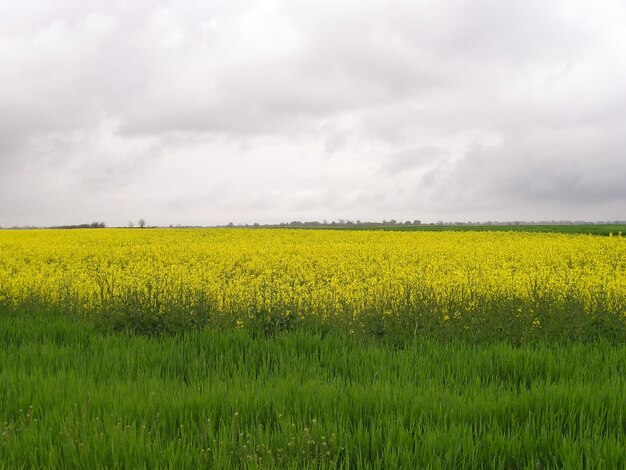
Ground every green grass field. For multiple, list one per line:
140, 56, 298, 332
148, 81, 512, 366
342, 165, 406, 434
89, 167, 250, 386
2, 309, 625, 468
317, 224, 626, 236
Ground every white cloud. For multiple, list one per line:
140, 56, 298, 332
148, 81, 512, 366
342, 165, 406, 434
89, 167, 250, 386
1, 0, 625, 226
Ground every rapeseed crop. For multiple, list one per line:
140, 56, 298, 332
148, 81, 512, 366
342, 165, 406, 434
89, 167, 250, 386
0, 229, 624, 341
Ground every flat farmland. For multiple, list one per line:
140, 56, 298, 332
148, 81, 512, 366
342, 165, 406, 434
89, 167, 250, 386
1, 229, 625, 467
322, 223, 626, 236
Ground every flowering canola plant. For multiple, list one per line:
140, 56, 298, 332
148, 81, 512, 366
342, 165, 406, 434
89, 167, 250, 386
0, 229, 624, 340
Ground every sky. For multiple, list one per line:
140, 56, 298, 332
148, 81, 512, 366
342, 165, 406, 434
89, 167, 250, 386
1, 0, 625, 227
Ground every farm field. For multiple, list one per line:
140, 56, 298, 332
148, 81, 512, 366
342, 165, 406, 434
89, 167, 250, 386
321, 223, 626, 236
2, 311, 626, 468
1, 228, 625, 341
1, 228, 625, 467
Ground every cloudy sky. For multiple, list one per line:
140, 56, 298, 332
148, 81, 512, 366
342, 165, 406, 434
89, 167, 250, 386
1, 0, 625, 227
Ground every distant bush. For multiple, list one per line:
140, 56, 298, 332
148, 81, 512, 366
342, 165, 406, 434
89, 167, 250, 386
50, 221, 106, 229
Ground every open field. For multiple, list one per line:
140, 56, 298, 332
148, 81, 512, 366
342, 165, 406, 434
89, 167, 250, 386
313, 224, 626, 236
1, 228, 625, 341
2, 311, 626, 468
1, 228, 625, 467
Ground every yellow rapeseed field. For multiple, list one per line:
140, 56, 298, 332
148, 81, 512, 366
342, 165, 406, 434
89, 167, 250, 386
0, 228, 624, 339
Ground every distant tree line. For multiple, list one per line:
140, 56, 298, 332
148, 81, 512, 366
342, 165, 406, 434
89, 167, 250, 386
222, 219, 626, 229
49, 221, 106, 229
225, 220, 423, 228
2, 219, 625, 230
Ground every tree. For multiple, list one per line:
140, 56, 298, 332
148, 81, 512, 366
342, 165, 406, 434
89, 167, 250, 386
128, 221, 134, 228
138, 219, 146, 228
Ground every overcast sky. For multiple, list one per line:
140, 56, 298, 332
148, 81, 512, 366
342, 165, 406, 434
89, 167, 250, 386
1, 0, 625, 227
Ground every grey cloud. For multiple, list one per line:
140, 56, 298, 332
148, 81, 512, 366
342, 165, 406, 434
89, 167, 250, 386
423, 125, 626, 217
384, 146, 448, 175
1, 0, 625, 226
